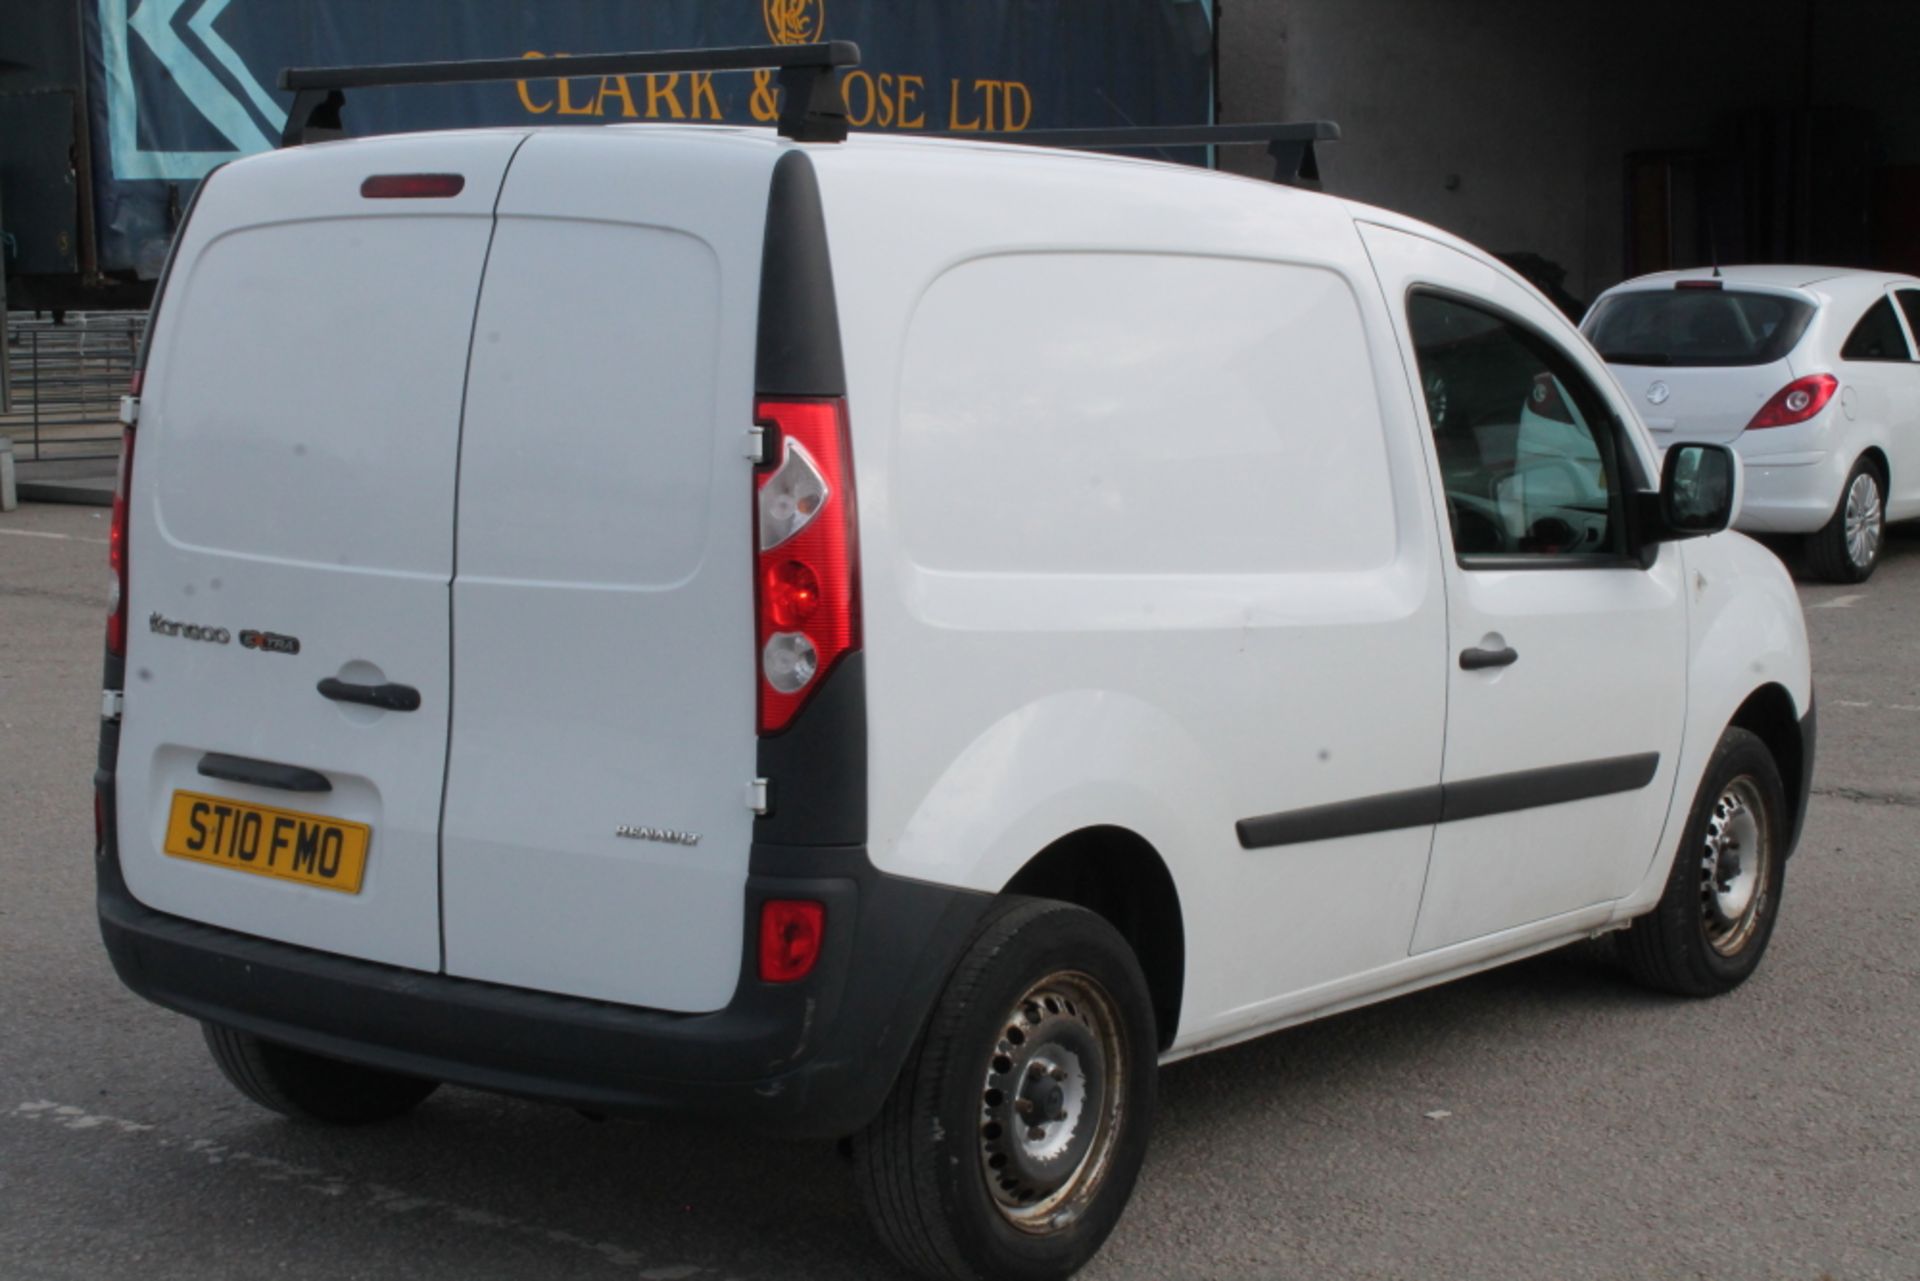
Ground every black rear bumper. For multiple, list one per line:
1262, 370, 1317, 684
96, 765, 988, 1139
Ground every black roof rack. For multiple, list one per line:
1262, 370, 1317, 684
279, 44, 1336, 187
278, 41, 862, 147
936, 122, 1341, 187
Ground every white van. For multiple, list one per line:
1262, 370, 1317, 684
97, 48, 1814, 1281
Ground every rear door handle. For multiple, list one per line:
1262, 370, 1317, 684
1459, 645, 1519, 671
198, 751, 332, 793
317, 677, 421, 712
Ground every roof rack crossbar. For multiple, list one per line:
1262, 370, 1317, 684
277, 41, 862, 147
936, 120, 1340, 186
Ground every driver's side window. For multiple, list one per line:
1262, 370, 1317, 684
1408, 290, 1630, 563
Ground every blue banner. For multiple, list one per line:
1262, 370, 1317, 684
83, 1, 1214, 276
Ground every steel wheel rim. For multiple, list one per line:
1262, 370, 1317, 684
978, 971, 1128, 1234
1700, 776, 1771, 957
1845, 472, 1883, 569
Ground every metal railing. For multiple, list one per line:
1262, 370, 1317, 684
2, 312, 145, 462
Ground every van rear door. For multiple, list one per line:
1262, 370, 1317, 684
438, 132, 773, 1013
115, 133, 526, 971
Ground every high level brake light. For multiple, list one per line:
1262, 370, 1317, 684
752, 398, 859, 734
360, 173, 466, 199
1747, 373, 1839, 430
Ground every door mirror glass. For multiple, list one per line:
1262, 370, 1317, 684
1660, 443, 1736, 536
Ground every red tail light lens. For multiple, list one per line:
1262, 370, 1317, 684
1676, 279, 1724, 291
752, 398, 859, 734
758, 899, 826, 982
1747, 373, 1838, 430
106, 425, 135, 657
360, 173, 466, 199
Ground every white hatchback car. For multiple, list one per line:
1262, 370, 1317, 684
1584, 266, 1920, 582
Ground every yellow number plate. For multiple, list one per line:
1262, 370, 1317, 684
163, 790, 370, 894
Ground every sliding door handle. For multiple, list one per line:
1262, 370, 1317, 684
1459, 645, 1519, 671
317, 677, 421, 712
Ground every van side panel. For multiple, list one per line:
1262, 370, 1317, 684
437, 132, 771, 1012
114, 133, 525, 972
812, 147, 1451, 1047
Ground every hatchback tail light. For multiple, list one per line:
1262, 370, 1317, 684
1747, 373, 1839, 430
752, 398, 859, 734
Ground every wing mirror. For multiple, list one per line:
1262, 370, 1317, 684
1640, 442, 1739, 546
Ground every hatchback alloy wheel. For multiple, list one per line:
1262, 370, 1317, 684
1844, 469, 1884, 572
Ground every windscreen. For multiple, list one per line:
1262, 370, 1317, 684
1583, 289, 1814, 367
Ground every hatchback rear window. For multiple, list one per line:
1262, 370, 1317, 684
1582, 289, 1814, 367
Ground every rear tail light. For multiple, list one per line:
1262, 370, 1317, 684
106, 418, 135, 657
758, 899, 826, 983
1747, 373, 1839, 430
752, 398, 859, 734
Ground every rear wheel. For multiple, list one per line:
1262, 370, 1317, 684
1618, 727, 1787, 997
1805, 456, 1885, 583
203, 1023, 438, 1124
852, 898, 1157, 1281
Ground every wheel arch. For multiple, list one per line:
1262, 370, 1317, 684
1859, 445, 1890, 486
1728, 682, 1810, 856
1003, 826, 1186, 1050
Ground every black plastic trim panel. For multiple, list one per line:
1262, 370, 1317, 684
752, 146, 864, 848
1789, 700, 1817, 856
1238, 752, 1662, 850
96, 826, 989, 1138
755, 150, 846, 398
196, 752, 331, 793
755, 654, 866, 845
1442, 752, 1659, 823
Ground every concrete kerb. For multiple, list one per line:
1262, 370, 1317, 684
12, 454, 118, 507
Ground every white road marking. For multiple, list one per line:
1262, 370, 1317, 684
1836, 700, 1875, 708
11, 1100, 707, 1278
0, 527, 109, 546
1814, 593, 1865, 609
1830, 700, 1920, 714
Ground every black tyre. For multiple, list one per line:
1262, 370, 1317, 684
1618, 727, 1787, 997
203, 1023, 439, 1124
1805, 455, 1885, 583
851, 898, 1158, 1281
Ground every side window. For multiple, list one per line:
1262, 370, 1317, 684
1840, 296, 1913, 362
1895, 290, 1920, 349
1408, 291, 1630, 563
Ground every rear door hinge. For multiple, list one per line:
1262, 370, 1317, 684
745, 425, 768, 464
101, 689, 124, 722
118, 396, 139, 427
745, 777, 769, 816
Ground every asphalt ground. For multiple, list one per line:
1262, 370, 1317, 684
2, 500, 1916, 1280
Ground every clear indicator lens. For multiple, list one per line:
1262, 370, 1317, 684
758, 440, 830, 550
762, 631, 819, 693
1784, 389, 1812, 413
106, 575, 122, 613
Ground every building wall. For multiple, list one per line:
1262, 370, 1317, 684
1219, 0, 1920, 301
